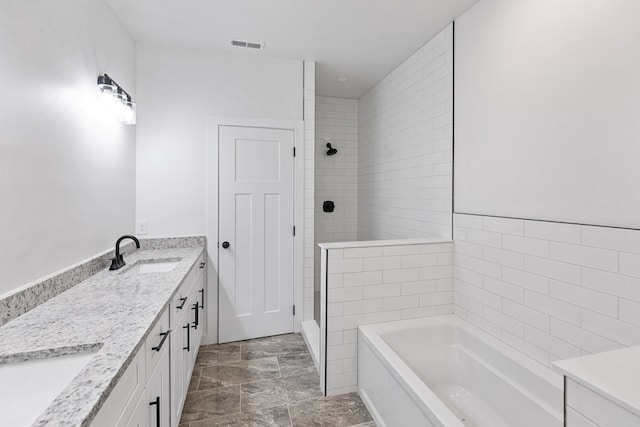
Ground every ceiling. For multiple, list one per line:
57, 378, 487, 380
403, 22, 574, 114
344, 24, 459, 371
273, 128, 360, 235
106, 0, 479, 98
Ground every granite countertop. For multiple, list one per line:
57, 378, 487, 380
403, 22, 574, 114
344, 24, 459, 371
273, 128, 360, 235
553, 346, 640, 417
0, 245, 205, 426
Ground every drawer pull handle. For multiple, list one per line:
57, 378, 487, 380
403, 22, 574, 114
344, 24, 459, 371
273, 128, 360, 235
149, 396, 160, 427
199, 289, 205, 309
192, 303, 199, 329
199, 262, 205, 269
177, 297, 187, 310
183, 323, 190, 351
152, 330, 171, 352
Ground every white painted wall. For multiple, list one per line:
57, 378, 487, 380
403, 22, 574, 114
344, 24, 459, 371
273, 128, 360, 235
315, 96, 358, 300
136, 44, 303, 238
0, 0, 136, 296
454, 0, 640, 229
358, 25, 453, 241
135, 45, 303, 341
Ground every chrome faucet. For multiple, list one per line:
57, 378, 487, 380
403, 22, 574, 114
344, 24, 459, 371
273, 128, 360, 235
109, 235, 140, 270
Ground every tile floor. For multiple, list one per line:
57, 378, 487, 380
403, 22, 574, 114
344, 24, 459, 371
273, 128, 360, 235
180, 333, 374, 427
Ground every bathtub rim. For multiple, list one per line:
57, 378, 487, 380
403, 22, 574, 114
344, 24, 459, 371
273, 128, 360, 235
358, 326, 464, 427
358, 315, 563, 426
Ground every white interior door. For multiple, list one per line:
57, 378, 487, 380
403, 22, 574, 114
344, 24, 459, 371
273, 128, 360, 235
218, 125, 295, 343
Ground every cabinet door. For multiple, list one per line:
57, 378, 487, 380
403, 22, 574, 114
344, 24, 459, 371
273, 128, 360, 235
125, 388, 148, 427
196, 265, 207, 343
182, 313, 195, 400
189, 287, 203, 366
195, 258, 206, 334
170, 311, 186, 427
91, 348, 145, 427
145, 309, 170, 382
147, 344, 170, 427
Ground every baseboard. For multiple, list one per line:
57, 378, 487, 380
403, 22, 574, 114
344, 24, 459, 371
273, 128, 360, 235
301, 320, 320, 369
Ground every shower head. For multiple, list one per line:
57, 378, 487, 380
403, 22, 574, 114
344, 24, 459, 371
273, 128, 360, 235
326, 143, 338, 156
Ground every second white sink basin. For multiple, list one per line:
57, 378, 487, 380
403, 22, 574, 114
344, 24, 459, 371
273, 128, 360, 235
0, 351, 97, 426
123, 259, 181, 276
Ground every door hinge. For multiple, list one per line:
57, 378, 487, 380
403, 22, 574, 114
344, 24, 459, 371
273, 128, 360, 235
293, 226, 296, 236
293, 305, 296, 315
293, 147, 296, 157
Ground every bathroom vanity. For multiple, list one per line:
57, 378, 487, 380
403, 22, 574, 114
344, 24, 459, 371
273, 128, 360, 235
0, 242, 206, 426
554, 347, 640, 426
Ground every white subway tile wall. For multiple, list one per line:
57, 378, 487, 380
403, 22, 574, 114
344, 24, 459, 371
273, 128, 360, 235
454, 213, 640, 368
314, 96, 358, 295
303, 61, 316, 320
323, 241, 453, 395
357, 24, 453, 241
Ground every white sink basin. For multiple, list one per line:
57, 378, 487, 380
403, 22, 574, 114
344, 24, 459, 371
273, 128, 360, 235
0, 351, 97, 426
122, 259, 181, 276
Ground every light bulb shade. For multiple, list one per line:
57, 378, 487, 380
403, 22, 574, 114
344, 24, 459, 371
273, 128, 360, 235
121, 101, 136, 125
98, 82, 117, 96
115, 88, 127, 103
97, 74, 117, 96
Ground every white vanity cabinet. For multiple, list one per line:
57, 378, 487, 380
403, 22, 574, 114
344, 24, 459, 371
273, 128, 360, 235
565, 378, 640, 427
92, 309, 172, 427
169, 255, 205, 426
555, 346, 640, 427
92, 253, 206, 427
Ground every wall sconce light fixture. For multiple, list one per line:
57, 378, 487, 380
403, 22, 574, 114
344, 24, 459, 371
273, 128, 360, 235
97, 74, 136, 125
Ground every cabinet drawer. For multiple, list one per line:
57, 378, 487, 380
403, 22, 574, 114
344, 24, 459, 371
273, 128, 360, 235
194, 254, 205, 285
145, 308, 170, 382
170, 280, 194, 329
170, 254, 205, 329
91, 347, 144, 427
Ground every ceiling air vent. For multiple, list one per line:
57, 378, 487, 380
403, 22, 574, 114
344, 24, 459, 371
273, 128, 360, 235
230, 39, 264, 50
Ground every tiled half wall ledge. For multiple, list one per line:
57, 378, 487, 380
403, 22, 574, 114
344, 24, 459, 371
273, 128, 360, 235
0, 236, 206, 326
319, 238, 454, 395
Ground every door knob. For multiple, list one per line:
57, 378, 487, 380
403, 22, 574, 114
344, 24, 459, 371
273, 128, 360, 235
221, 241, 230, 249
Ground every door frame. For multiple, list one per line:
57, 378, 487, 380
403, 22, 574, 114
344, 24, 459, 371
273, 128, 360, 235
204, 116, 305, 345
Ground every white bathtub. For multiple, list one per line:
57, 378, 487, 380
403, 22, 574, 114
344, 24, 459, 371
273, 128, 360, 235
358, 316, 563, 427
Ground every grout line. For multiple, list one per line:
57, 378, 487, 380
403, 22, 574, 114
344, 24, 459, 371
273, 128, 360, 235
194, 367, 201, 391
287, 404, 294, 427
276, 353, 283, 379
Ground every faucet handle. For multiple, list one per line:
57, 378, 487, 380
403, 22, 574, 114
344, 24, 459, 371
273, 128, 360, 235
109, 257, 124, 271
